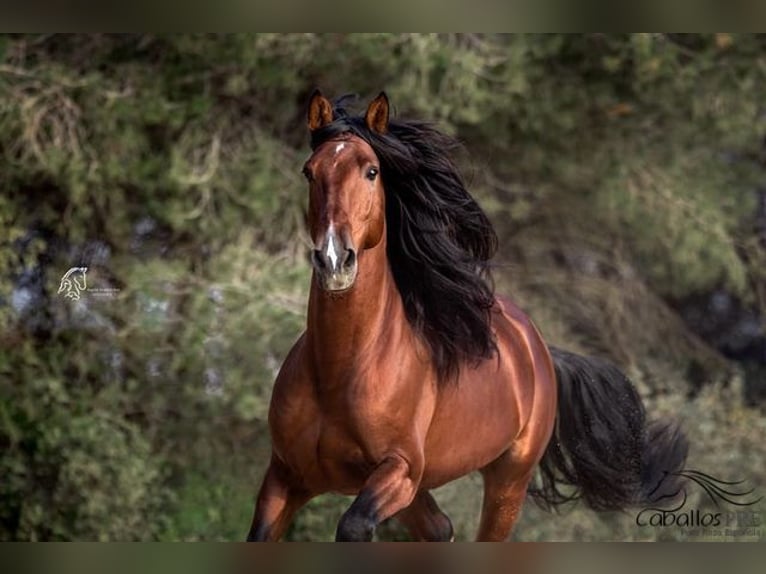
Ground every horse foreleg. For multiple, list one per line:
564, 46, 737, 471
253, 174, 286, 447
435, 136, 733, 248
247, 457, 310, 541
395, 490, 454, 541
477, 451, 534, 542
336, 454, 422, 542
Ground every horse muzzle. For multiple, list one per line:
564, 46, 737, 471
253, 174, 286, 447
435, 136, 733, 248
311, 229, 358, 292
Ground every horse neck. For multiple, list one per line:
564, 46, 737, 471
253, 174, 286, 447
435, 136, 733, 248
306, 237, 402, 381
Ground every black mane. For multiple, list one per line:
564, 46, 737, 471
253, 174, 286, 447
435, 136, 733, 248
310, 96, 498, 383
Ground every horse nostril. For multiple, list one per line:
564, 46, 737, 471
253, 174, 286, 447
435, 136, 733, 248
342, 248, 356, 269
311, 249, 327, 270
312, 241, 355, 274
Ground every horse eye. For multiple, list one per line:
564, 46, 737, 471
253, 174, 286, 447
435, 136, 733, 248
366, 167, 379, 181
302, 165, 313, 182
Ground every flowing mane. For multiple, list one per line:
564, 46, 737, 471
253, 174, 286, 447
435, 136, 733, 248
310, 96, 498, 382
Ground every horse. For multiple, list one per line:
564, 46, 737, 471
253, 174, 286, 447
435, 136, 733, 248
247, 90, 689, 541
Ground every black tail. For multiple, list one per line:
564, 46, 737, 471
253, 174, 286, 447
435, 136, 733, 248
529, 348, 689, 511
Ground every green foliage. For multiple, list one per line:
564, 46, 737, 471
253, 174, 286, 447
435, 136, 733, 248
0, 34, 764, 541
0, 368, 164, 540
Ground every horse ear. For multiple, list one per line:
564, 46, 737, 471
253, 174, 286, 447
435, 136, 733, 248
365, 92, 389, 134
307, 89, 333, 131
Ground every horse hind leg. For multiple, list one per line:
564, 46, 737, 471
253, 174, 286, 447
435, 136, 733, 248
395, 490, 454, 541
476, 450, 535, 541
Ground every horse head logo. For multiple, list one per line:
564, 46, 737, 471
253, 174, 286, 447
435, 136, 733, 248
647, 469, 762, 509
58, 267, 88, 300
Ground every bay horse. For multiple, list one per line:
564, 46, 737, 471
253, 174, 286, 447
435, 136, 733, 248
247, 90, 688, 541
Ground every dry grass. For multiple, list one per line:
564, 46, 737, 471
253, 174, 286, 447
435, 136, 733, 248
0, 64, 89, 167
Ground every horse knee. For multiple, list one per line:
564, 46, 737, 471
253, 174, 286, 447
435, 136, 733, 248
336, 511, 376, 542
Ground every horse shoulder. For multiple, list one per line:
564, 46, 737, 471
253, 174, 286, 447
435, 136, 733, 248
268, 333, 321, 470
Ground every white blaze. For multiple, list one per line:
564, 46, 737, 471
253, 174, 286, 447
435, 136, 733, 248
326, 224, 339, 269
334, 142, 345, 155
326, 238, 338, 269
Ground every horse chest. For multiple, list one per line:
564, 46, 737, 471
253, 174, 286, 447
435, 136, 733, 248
314, 423, 374, 491
271, 400, 390, 493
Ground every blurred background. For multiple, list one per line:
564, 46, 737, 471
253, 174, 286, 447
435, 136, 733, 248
0, 33, 763, 541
